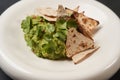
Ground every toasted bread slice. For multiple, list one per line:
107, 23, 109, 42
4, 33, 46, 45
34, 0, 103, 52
35, 8, 57, 21
72, 46, 99, 64
66, 28, 94, 58
74, 12, 99, 39
57, 5, 80, 17
65, 6, 79, 16
57, 5, 67, 17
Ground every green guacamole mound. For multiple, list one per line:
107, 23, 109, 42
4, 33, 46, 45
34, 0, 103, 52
21, 16, 68, 60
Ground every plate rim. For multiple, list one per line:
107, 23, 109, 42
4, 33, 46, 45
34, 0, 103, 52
0, 0, 120, 80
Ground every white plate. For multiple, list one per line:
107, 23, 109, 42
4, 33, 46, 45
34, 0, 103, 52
0, 0, 120, 80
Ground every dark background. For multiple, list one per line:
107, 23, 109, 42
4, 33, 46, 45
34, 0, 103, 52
0, 0, 120, 80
